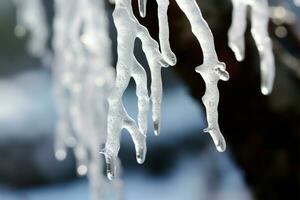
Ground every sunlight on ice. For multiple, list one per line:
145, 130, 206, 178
13, 0, 50, 61
52, 0, 121, 199
103, 0, 169, 180
228, 0, 275, 95
154, 0, 229, 152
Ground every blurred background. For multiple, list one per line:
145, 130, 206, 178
0, 0, 299, 199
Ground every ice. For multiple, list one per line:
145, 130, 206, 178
52, 0, 121, 199
13, 0, 49, 61
14, 0, 123, 197
104, 0, 230, 179
155, 0, 229, 151
157, 0, 177, 66
103, 0, 169, 180
174, 0, 229, 152
14, 0, 232, 191
228, 0, 275, 95
138, 0, 147, 17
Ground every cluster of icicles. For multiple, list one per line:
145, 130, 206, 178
13, 0, 278, 199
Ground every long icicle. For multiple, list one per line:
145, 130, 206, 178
175, 0, 229, 152
228, 0, 275, 95
155, 0, 229, 152
154, 0, 229, 151
53, 0, 121, 199
103, 0, 168, 180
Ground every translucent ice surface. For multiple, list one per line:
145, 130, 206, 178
228, 0, 275, 95
52, 0, 121, 199
103, 0, 169, 180
154, 0, 229, 152
13, 0, 49, 60
105, 0, 229, 180
175, 0, 229, 152
157, 0, 177, 66
138, 0, 147, 17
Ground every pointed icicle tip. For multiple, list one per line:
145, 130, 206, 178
99, 149, 117, 180
153, 120, 160, 136
138, 0, 147, 18
77, 164, 88, 176
261, 85, 272, 96
203, 128, 226, 152
216, 141, 226, 152
136, 145, 147, 164
55, 149, 67, 161
106, 154, 117, 180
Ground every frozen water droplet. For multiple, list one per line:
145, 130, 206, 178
55, 149, 67, 161
163, 51, 177, 66
261, 86, 270, 95
104, 154, 117, 180
138, 0, 147, 18
228, 41, 244, 62
216, 142, 226, 152
203, 127, 212, 133
215, 63, 230, 81
153, 120, 160, 136
204, 127, 226, 152
77, 165, 88, 176
159, 58, 170, 68
136, 146, 147, 164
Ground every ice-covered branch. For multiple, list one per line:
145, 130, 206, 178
228, 0, 275, 95
103, 0, 169, 180
175, 0, 229, 152
13, 0, 49, 60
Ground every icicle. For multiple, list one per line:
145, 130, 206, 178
13, 0, 49, 60
173, 0, 229, 152
52, 0, 77, 163
228, 0, 275, 95
52, 0, 121, 199
138, 0, 147, 18
103, 0, 169, 180
156, 0, 177, 66
154, 0, 228, 151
